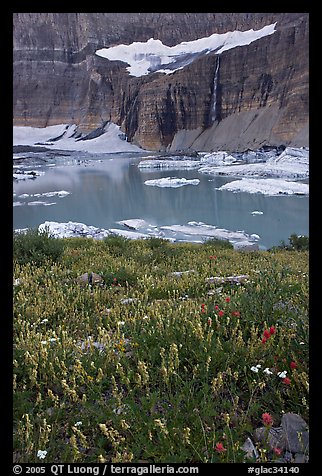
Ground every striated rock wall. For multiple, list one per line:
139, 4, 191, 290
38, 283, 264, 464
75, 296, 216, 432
13, 13, 309, 151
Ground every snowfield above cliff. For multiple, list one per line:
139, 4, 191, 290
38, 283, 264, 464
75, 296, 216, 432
95, 23, 276, 77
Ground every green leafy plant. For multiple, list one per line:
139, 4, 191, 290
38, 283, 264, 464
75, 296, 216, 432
270, 234, 309, 251
13, 227, 64, 266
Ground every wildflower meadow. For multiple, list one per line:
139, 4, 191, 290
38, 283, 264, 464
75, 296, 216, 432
13, 231, 309, 463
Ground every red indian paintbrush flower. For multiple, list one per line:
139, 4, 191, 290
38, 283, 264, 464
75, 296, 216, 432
263, 329, 271, 339
215, 442, 226, 453
290, 361, 297, 369
231, 311, 240, 317
269, 326, 276, 335
218, 310, 224, 317
262, 413, 273, 426
225, 297, 231, 303
282, 377, 291, 385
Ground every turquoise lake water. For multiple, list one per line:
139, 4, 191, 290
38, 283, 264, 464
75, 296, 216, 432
13, 152, 309, 250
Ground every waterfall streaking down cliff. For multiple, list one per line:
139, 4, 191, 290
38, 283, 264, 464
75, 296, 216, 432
211, 56, 220, 123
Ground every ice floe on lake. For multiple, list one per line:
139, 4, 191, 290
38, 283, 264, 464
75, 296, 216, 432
19, 190, 70, 198
217, 178, 309, 195
38, 221, 111, 240
198, 147, 309, 180
159, 222, 260, 245
13, 170, 45, 180
14, 190, 70, 207
144, 177, 200, 187
138, 159, 200, 169
28, 201, 56, 206
138, 147, 309, 196
33, 219, 260, 249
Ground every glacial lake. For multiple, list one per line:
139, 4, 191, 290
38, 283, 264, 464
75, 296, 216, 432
13, 152, 309, 250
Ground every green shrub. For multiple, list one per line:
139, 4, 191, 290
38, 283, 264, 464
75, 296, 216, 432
144, 236, 169, 250
100, 266, 137, 287
13, 227, 64, 266
202, 237, 233, 249
270, 234, 309, 251
288, 234, 309, 251
103, 234, 130, 257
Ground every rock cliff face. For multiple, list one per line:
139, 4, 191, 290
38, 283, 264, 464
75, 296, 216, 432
13, 13, 309, 151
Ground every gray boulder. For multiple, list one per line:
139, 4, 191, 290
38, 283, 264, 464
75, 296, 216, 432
233, 241, 259, 251
281, 412, 309, 454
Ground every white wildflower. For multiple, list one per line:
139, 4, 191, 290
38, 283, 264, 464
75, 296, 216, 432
250, 366, 259, 373
41, 341, 47, 345
74, 421, 82, 427
37, 450, 47, 459
40, 319, 49, 324
263, 368, 273, 375
277, 371, 287, 378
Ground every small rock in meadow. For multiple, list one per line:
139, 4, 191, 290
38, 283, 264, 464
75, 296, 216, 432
241, 437, 259, 460
233, 241, 259, 252
77, 272, 104, 286
254, 426, 287, 451
281, 413, 309, 454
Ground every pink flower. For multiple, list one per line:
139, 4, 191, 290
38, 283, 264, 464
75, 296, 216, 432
215, 442, 226, 453
225, 297, 231, 303
218, 310, 224, 317
282, 377, 291, 385
231, 311, 240, 317
262, 337, 267, 344
262, 412, 273, 427
273, 447, 283, 456
269, 326, 276, 335
290, 361, 297, 369
214, 305, 219, 310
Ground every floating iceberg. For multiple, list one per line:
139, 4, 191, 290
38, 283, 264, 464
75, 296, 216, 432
116, 219, 151, 230
138, 159, 200, 169
13, 170, 45, 180
160, 222, 260, 244
34, 219, 260, 248
38, 221, 111, 240
138, 147, 309, 196
144, 177, 200, 187
198, 147, 309, 180
217, 178, 309, 195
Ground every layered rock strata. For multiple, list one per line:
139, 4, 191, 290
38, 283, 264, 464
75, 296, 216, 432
13, 13, 309, 151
